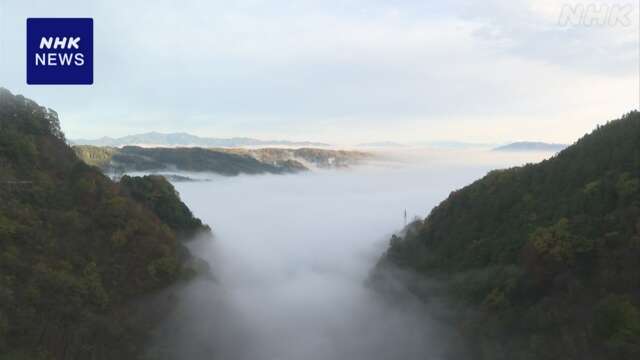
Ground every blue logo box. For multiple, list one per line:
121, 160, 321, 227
27, 18, 93, 85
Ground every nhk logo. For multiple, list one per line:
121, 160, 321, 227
27, 18, 93, 85
36, 37, 85, 66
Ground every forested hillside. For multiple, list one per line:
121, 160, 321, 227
73, 145, 371, 176
74, 145, 307, 175
381, 111, 640, 359
0, 88, 210, 359
223, 147, 371, 169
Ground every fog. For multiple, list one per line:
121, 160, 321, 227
146, 149, 553, 360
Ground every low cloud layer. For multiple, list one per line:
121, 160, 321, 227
145, 150, 550, 359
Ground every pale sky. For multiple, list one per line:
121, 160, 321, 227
0, 0, 638, 145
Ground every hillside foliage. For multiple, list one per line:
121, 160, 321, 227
383, 111, 640, 360
73, 145, 308, 175
0, 88, 209, 359
73, 145, 372, 176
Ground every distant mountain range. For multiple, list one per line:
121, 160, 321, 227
71, 132, 330, 148
493, 141, 568, 152
73, 133, 567, 153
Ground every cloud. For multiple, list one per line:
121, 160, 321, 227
0, 0, 636, 143
460, 0, 638, 75
145, 153, 550, 360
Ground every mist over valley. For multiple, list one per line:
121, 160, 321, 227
144, 150, 552, 360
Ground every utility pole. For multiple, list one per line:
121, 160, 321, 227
404, 209, 407, 227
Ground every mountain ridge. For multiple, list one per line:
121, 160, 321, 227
72, 131, 330, 148
493, 141, 568, 152
73, 145, 371, 176
0, 88, 211, 359
377, 111, 640, 360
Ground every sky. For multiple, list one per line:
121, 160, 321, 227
0, 0, 638, 145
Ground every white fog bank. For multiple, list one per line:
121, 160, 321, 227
146, 149, 554, 360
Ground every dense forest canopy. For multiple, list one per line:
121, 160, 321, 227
0, 88, 210, 359
73, 145, 306, 175
73, 145, 371, 176
381, 111, 640, 359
